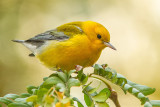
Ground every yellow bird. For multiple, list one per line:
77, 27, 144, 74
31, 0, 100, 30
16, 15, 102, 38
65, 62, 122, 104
13, 21, 116, 71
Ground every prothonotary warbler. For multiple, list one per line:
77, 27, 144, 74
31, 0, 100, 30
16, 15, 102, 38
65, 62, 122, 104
13, 21, 116, 71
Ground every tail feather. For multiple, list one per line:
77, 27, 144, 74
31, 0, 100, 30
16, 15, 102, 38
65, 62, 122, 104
12, 39, 38, 52
12, 40, 24, 43
12, 39, 45, 52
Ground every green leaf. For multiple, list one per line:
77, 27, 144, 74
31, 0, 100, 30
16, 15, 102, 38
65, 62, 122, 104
116, 73, 127, 86
44, 95, 54, 104
61, 97, 70, 104
43, 77, 49, 81
20, 93, 31, 98
83, 85, 96, 106
0, 104, 2, 107
111, 70, 117, 83
94, 64, 105, 76
83, 85, 98, 97
72, 97, 84, 107
88, 82, 101, 94
123, 81, 153, 105
84, 93, 92, 106
57, 72, 67, 82
144, 101, 152, 107
26, 95, 37, 103
8, 103, 30, 107
49, 73, 58, 77
138, 95, 147, 105
77, 69, 83, 80
68, 78, 80, 89
26, 102, 33, 106
15, 98, 27, 103
137, 93, 145, 99
83, 83, 93, 91
77, 69, 89, 85
37, 88, 48, 104
96, 102, 109, 107
127, 81, 156, 96
68, 70, 76, 77
44, 103, 53, 107
31, 89, 38, 95
92, 88, 110, 102
56, 83, 66, 92
27, 86, 37, 94
93, 64, 103, 72
82, 75, 88, 85
124, 84, 132, 91
105, 70, 112, 79
150, 100, 160, 106
4, 94, 19, 100
82, 81, 93, 90
42, 76, 64, 89
0, 97, 13, 105
131, 88, 140, 95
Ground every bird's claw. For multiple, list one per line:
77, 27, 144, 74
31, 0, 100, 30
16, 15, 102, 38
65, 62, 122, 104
75, 65, 83, 71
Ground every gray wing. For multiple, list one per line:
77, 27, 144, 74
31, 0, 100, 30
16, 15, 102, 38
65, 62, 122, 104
22, 29, 69, 52
27, 29, 69, 42
25, 29, 69, 47
13, 29, 69, 56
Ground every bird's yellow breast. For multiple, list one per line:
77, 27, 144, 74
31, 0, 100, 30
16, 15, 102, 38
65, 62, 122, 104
36, 34, 103, 71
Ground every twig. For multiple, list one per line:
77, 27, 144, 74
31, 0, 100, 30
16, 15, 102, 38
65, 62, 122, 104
90, 74, 121, 107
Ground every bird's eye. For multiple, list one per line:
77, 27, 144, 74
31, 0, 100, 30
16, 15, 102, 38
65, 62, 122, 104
97, 34, 101, 39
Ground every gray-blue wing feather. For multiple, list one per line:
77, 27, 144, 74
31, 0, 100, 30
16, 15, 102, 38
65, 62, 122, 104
26, 29, 69, 41
13, 29, 70, 56
24, 29, 69, 48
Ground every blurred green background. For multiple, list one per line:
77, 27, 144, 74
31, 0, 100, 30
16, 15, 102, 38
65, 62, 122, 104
0, 0, 160, 106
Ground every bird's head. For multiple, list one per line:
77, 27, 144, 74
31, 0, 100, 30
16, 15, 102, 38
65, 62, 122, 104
82, 21, 116, 50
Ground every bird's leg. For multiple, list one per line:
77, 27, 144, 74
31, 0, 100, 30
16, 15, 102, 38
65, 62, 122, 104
75, 65, 83, 71
102, 64, 108, 69
57, 66, 63, 72
58, 69, 63, 72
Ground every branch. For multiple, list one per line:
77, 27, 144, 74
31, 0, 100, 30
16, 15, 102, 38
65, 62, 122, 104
90, 74, 121, 107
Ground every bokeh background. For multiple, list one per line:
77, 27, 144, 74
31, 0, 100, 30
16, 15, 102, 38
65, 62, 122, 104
0, 0, 160, 106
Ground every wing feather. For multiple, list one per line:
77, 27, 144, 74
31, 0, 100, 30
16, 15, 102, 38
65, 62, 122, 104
21, 29, 69, 51
27, 29, 69, 41
13, 22, 84, 53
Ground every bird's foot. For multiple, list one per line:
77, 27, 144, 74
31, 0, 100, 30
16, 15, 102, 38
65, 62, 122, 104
58, 69, 63, 72
75, 65, 83, 71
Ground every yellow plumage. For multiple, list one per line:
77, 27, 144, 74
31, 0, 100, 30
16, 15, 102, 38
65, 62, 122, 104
13, 21, 116, 71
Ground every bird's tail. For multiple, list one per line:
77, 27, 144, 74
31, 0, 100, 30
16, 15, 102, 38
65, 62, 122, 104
12, 39, 37, 52
12, 40, 25, 43
12, 40, 35, 56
